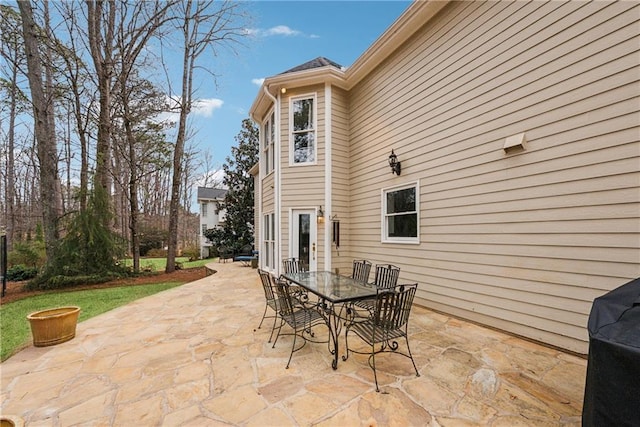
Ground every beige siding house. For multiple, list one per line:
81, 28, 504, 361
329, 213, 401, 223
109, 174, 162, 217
249, 0, 640, 354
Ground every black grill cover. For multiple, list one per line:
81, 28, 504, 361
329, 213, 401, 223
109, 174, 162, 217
582, 277, 640, 427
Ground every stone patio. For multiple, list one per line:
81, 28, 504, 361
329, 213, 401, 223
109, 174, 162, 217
0, 262, 587, 426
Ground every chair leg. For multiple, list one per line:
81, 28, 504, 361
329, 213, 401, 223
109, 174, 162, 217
286, 331, 297, 369
272, 318, 285, 348
267, 313, 279, 343
370, 344, 380, 392
405, 337, 420, 377
256, 304, 268, 330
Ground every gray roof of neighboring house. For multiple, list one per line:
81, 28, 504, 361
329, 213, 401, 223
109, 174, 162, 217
197, 186, 227, 200
280, 57, 343, 75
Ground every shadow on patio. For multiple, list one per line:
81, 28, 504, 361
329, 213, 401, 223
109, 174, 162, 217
1, 262, 586, 426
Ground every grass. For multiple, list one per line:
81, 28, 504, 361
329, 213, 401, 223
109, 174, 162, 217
0, 281, 184, 362
120, 257, 214, 271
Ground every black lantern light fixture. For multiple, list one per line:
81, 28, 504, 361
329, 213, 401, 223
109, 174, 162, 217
388, 149, 401, 175
317, 205, 324, 219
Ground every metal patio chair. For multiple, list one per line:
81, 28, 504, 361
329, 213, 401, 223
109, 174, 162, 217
255, 269, 282, 343
272, 276, 328, 368
353, 264, 400, 313
282, 258, 306, 274
343, 283, 420, 392
351, 259, 372, 283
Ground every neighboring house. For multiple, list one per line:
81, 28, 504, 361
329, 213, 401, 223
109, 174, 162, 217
197, 186, 227, 258
249, 1, 640, 354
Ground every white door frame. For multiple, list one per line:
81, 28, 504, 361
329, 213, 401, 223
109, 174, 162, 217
290, 209, 317, 272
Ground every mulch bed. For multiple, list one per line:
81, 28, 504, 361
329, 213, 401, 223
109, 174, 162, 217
0, 267, 208, 305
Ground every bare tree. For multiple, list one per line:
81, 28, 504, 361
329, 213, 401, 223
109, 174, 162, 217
17, 0, 61, 264
165, 0, 248, 272
0, 5, 27, 250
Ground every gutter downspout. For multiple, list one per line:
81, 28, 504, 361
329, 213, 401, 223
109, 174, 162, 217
262, 85, 281, 275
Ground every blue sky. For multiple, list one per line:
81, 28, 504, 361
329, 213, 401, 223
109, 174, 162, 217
186, 1, 411, 181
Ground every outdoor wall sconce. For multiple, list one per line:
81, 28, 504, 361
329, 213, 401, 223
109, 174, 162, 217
317, 206, 324, 219
388, 149, 401, 175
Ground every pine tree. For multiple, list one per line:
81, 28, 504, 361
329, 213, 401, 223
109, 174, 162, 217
204, 118, 258, 252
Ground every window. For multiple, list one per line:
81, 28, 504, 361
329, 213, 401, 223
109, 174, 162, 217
291, 96, 315, 164
382, 182, 419, 243
201, 224, 207, 236
263, 111, 275, 174
201, 202, 207, 216
263, 213, 275, 270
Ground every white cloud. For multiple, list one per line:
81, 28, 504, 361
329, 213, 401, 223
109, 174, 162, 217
252, 78, 265, 86
265, 25, 300, 36
246, 25, 314, 38
192, 98, 224, 117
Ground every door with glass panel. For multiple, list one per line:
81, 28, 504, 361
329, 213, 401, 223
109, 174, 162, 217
291, 209, 317, 272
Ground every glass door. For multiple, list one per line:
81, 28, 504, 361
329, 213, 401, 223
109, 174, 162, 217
291, 209, 317, 272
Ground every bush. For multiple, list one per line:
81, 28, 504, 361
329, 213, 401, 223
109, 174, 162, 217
25, 272, 125, 291
146, 248, 167, 257
6, 265, 39, 281
182, 245, 200, 262
7, 241, 46, 268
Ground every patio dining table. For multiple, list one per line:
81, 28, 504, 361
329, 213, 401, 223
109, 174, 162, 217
283, 271, 377, 369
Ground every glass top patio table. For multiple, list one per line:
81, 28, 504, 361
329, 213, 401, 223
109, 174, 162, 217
283, 271, 377, 304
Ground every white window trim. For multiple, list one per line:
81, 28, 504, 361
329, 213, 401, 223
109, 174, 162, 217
381, 180, 420, 244
263, 109, 275, 176
263, 212, 276, 272
289, 93, 317, 166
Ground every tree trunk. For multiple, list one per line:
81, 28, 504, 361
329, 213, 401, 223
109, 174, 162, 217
18, 0, 60, 264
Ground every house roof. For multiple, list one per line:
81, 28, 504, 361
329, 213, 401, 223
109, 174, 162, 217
279, 57, 343, 75
249, 1, 449, 120
197, 186, 227, 200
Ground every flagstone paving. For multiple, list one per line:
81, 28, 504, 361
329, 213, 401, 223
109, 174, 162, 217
1, 262, 587, 426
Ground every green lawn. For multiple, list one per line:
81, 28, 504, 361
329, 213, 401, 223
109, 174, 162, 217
0, 281, 184, 362
120, 258, 214, 270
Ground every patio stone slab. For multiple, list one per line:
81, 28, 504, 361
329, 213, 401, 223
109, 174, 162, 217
0, 262, 586, 426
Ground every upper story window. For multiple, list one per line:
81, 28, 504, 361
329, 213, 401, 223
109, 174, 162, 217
263, 111, 275, 174
201, 202, 208, 217
291, 95, 316, 164
382, 181, 420, 244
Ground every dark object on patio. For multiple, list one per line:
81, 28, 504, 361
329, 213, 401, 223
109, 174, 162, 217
218, 246, 234, 263
351, 259, 372, 283
255, 269, 281, 343
343, 283, 420, 392
354, 264, 400, 313
236, 244, 254, 257
272, 276, 327, 369
583, 276, 640, 427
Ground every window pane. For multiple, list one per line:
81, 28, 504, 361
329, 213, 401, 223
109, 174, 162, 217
293, 99, 313, 131
386, 188, 415, 214
388, 213, 417, 238
293, 132, 315, 163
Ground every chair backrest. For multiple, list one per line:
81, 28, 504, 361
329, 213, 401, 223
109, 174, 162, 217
258, 269, 276, 302
352, 259, 372, 283
373, 264, 400, 289
282, 258, 305, 274
374, 284, 417, 331
273, 275, 296, 316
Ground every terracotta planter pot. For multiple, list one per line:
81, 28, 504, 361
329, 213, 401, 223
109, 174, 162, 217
0, 415, 25, 427
27, 306, 81, 347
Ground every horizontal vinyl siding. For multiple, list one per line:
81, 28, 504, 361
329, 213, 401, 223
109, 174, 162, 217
348, 0, 640, 353
280, 85, 326, 260
331, 87, 352, 275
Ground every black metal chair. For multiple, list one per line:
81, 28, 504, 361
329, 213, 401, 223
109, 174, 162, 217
343, 283, 420, 392
282, 258, 306, 274
271, 276, 328, 368
351, 259, 372, 283
256, 269, 281, 343
281, 257, 310, 303
353, 264, 400, 313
